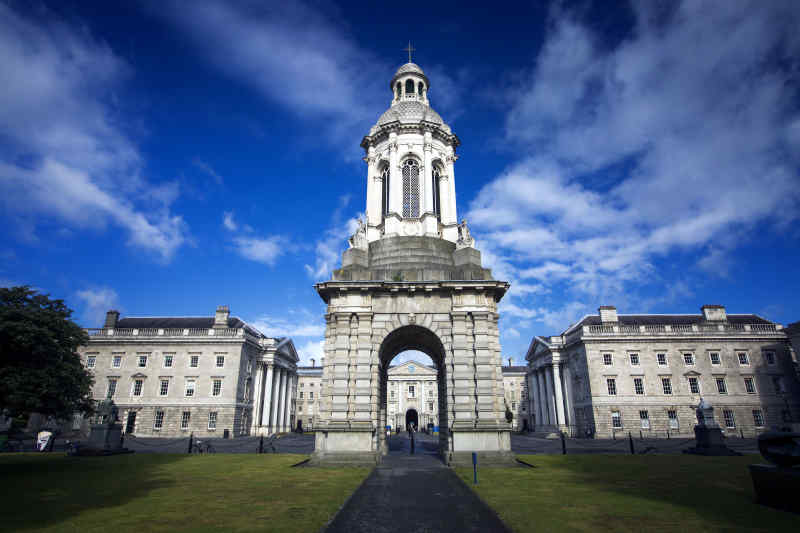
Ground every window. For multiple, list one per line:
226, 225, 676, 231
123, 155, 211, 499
212, 379, 222, 396
153, 410, 164, 430
159, 379, 169, 396
683, 353, 694, 366
298, 405, 303, 413
408, 385, 416, 398
512, 402, 516, 410
132, 379, 143, 396
181, 411, 190, 430
657, 353, 667, 366
138, 354, 148, 368
722, 409, 735, 428
106, 379, 117, 398
309, 391, 314, 400
611, 411, 622, 428
764, 351, 776, 365
390, 390, 395, 399
772, 376, 785, 393
633, 377, 644, 395
603, 354, 613, 366
428, 402, 434, 411
606, 378, 617, 395
629, 353, 640, 366
190, 355, 199, 368
432, 165, 441, 219
752, 409, 764, 428
661, 377, 673, 395
112, 354, 122, 368
401, 159, 420, 217
716, 378, 727, 394
744, 377, 756, 394
688, 377, 700, 394
299, 391, 304, 399
185, 380, 196, 397
208, 412, 217, 430
639, 410, 650, 429
709, 352, 721, 366
668, 410, 679, 429
300, 383, 304, 388
381, 165, 390, 218
737, 352, 749, 365
215, 355, 225, 368
86, 355, 96, 368
164, 354, 174, 368
405, 79, 414, 94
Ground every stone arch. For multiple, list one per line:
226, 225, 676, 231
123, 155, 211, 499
376, 323, 450, 456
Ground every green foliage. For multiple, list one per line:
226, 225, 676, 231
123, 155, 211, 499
392, 271, 403, 282
0, 286, 93, 422
504, 399, 514, 423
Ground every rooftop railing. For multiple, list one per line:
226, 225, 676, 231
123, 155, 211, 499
573, 322, 780, 340
85, 327, 248, 339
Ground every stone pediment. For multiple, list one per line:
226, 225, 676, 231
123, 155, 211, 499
388, 360, 436, 376
683, 370, 702, 377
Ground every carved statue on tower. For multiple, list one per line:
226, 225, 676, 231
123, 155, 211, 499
456, 218, 474, 249
348, 218, 368, 250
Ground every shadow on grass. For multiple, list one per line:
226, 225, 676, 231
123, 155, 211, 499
508, 454, 796, 531
0, 453, 185, 532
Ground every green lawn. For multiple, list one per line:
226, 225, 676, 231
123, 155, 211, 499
0, 453, 369, 533
455, 454, 796, 532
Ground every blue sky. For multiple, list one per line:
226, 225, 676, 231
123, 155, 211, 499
1, 1, 799, 366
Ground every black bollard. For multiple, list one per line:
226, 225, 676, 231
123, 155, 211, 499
667, 430, 670, 439
187, 432, 194, 454
740, 428, 744, 439
410, 434, 415, 455
628, 432, 635, 455
639, 430, 643, 440
258, 435, 264, 454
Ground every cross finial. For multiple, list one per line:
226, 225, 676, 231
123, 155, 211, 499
403, 41, 416, 63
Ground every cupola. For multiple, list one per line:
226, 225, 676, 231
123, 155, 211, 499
390, 62, 430, 106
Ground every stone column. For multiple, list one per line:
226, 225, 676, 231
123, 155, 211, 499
544, 366, 556, 427
276, 369, 288, 433
261, 364, 274, 427
268, 366, 281, 432
251, 362, 263, 433
552, 364, 566, 427
283, 371, 293, 431
365, 146, 380, 226
562, 364, 576, 433
445, 151, 457, 224
536, 370, 548, 425
423, 133, 433, 214
389, 133, 401, 215
527, 371, 538, 427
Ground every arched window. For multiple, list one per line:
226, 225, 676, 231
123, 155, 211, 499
432, 164, 442, 220
402, 159, 420, 217
418, 81, 424, 96
381, 164, 390, 219
405, 79, 415, 95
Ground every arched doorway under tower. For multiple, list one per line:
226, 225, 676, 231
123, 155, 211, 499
405, 408, 418, 430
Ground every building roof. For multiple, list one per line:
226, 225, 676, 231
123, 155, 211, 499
564, 313, 773, 334
116, 316, 268, 339
377, 101, 445, 128
501, 366, 528, 373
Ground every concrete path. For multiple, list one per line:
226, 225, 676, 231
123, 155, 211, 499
325, 434, 511, 533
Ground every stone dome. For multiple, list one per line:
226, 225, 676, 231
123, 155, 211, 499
390, 62, 430, 87
377, 101, 445, 127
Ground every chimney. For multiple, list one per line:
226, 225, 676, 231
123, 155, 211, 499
311, 358, 316, 368
701, 305, 727, 322
214, 305, 230, 328
508, 357, 512, 367
599, 306, 618, 323
104, 310, 120, 328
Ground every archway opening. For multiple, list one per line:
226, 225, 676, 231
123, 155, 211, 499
405, 408, 419, 430
378, 325, 449, 457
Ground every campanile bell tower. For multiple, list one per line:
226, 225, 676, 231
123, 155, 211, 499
312, 53, 513, 467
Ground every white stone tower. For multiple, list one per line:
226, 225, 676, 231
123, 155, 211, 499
312, 58, 512, 466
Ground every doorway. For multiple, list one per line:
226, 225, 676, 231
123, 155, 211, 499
406, 408, 419, 431
125, 411, 136, 434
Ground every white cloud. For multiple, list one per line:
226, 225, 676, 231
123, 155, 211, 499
469, 1, 800, 327
223, 211, 238, 231
304, 195, 361, 280
0, 4, 188, 261
192, 158, 223, 185
232, 235, 285, 265
76, 287, 119, 326
297, 339, 325, 367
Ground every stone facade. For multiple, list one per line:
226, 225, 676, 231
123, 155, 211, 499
80, 306, 298, 438
501, 364, 529, 430
526, 305, 800, 438
311, 61, 513, 466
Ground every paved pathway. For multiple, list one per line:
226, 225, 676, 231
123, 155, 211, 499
325, 434, 511, 533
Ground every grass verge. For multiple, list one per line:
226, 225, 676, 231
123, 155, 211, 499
455, 454, 795, 532
1, 453, 369, 533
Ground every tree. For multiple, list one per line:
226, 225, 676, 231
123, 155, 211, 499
0, 286, 93, 424
504, 399, 514, 424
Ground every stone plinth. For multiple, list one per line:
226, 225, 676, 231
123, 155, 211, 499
749, 464, 800, 513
